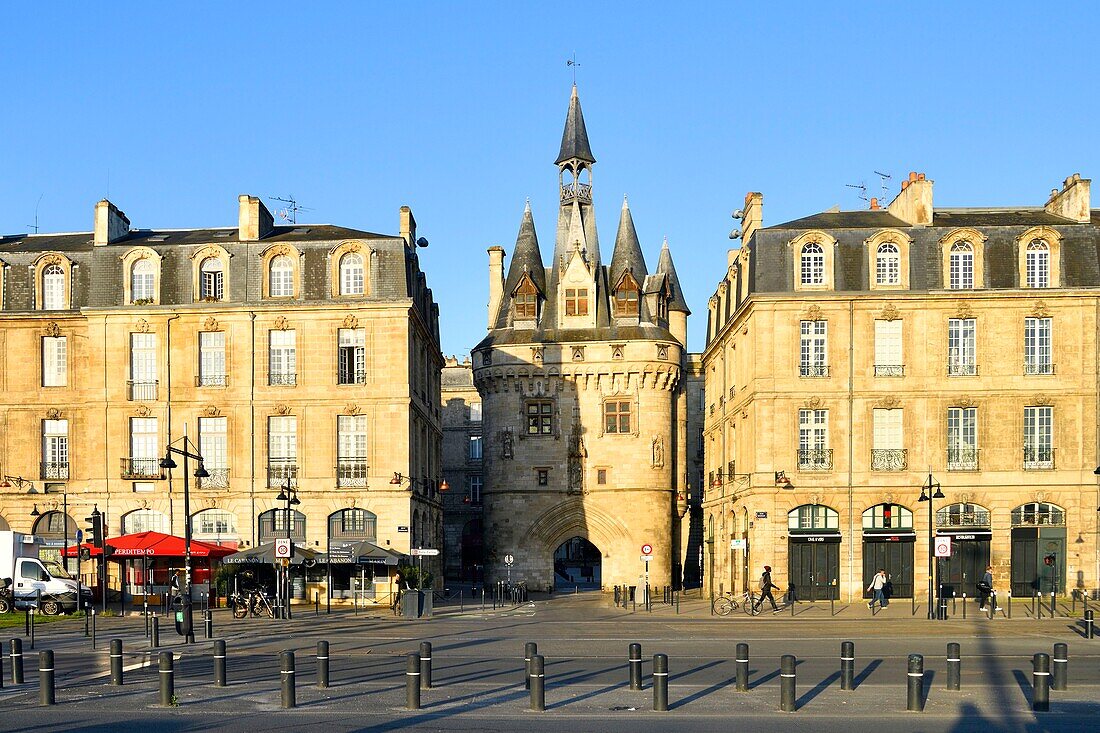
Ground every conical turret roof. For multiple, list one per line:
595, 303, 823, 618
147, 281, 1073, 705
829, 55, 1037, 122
555, 85, 596, 166
657, 238, 690, 314
609, 197, 648, 289
503, 201, 547, 297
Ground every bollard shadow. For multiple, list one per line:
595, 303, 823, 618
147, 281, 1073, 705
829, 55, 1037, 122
1011, 668, 1031, 705
795, 670, 840, 708
922, 669, 937, 699
851, 658, 882, 690
662, 660, 728, 709
1069, 622, 1088, 639
748, 668, 779, 690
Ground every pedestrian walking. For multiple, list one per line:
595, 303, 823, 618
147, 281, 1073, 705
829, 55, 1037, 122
752, 565, 781, 614
867, 569, 888, 610
977, 565, 1001, 611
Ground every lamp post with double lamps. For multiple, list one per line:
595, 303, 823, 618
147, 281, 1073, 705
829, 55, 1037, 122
917, 471, 945, 621
158, 434, 208, 643
275, 478, 300, 620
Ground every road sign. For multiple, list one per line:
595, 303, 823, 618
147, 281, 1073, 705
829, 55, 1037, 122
641, 543, 653, 555
410, 548, 440, 556
640, 554, 653, 562
274, 538, 292, 559
76, 529, 83, 543
503, 554, 515, 566
934, 536, 952, 558
730, 539, 746, 551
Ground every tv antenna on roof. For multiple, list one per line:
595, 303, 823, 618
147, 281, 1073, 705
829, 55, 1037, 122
269, 195, 313, 224
845, 181, 868, 202
874, 170, 892, 201
27, 194, 43, 234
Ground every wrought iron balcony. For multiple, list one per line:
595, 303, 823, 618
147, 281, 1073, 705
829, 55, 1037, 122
1023, 447, 1055, 470
937, 508, 990, 528
269, 371, 297, 386
198, 467, 230, 488
337, 368, 367, 385
1024, 360, 1055, 376
267, 458, 298, 488
947, 361, 977, 376
797, 448, 833, 471
128, 380, 158, 401
560, 182, 592, 204
196, 373, 229, 387
870, 449, 907, 472
40, 461, 69, 480
799, 364, 829, 378
947, 447, 980, 471
336, 458, 368, 487
873, 364, 904, 377
258, 516, 306, 543
121, 457, 163, 479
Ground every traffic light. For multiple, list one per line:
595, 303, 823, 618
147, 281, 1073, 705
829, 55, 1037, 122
85, 506, 103, 548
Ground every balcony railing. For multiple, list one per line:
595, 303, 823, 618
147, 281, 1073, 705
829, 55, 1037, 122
40, 461, 69, 480
258, 516, 306, 543
269, 372, 297, 386
947, 361, 977, 376
1024, 361, 1055, 376
121, 457, 163, 479
337, 368, 367, 385
797, 448, 833, 471
336, 458, 368, 487
870, 448, 907, 472
799, 364, 829, 378
873, 364, 904, 377
198, 468, 230, 488
560, 182, 593, 204
196, 373, 229, 387
937, 509, 990, 528
947, 447, 980, 471
267, 458, 298, 488
128, 380, 158, 401
1023, 447, 1055, 470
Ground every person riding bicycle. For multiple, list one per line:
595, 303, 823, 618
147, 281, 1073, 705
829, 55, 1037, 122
752, 565, 781, 614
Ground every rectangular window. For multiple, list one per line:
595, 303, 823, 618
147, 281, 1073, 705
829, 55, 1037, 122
468, 435, 483, 460
337, 414, 368, 486
469, 402, 482, 422
1024, 406, 1053, 469
799, 320, 828, 377
871, 409, 905, 472
337, 328, 366, 385
597, 468, 607, 485
526, 401, 553, 435
268, 416, 297, 487
198, 417, 227, 469
604, 399, 632, 434
947, 318, 977, 376
198, 331, 227, 386
127, 417, 159, 478
42, 419, 69, 479
565, 288, 589, 316
130, 333, 157, 399
469, 475, 482, 504
1024, 317, 1053, 375
1026, 247, 1050, 288
947, 407, 978, 470
873, 320, 903, 377
798, 408, 830, 470
42, 336, 67, 387
949, 248, 974, 289
269, 330, 297, 385
515, 292, 537, 319
536, 469, 549, 486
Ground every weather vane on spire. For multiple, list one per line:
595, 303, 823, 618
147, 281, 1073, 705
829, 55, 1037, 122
567, 52, 580, 84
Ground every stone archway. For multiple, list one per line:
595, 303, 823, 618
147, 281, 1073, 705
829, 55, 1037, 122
553, 536, 601, 589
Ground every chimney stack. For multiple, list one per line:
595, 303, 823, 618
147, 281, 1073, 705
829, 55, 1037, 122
238, 195, 274, 241
399, 206, 417, 247
487, 246, 506, 329
741, 191, 763, 243
93, 199, 130, 245
887, 171, 933, 226
1044, 173, 1090, 223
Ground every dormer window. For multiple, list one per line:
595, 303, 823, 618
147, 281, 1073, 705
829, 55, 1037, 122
613, 273, 640, 317
42, 265, 65, 310
200, 257, 224, 300
565, 288, 589, 316
514, 277, 539, 320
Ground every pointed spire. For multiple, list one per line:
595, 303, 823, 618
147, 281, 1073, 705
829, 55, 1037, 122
657, 238, 690, 314
503, 202, 546, 297
555, 85, 596, 166
609, 196, 648, 290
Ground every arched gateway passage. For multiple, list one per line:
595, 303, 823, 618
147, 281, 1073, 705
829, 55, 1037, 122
553, 536, 602, 589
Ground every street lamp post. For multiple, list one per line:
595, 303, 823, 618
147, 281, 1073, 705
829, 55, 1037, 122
917, 470, 945, 621
159, 433, 208, 643
275, 478, 300, 620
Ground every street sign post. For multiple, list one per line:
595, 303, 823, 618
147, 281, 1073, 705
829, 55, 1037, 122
503, 554, 515, 566
410, 548, 440, 556
274, 538, 292, 559
934, 536, 952, 558
640, 543, 652, 612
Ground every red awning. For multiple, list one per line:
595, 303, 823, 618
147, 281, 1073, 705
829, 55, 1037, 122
63, 531, 236, 559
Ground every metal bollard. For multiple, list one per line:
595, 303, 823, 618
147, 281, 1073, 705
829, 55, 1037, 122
653, 654, 668, 712
1052, 643, 1068, 691
420, 641, 432, 690
1085, 610, 1094, 639
735, 642, 749, 692
204, 609, 213, 639
280, 650, 296, 709
151, 616, 160, 648
405, 652, 420, 710
529, 654, 545, 711
524, 642, 537, 690
38, 650, 55, 706
840, 641, 854, 691
946, 642, 961, 691
91, 609, 96, 649
159, 651, 174, 707
1032, 653, 1050, 712
0, 638, 3, 689
214, 639, 227, 687
317, 641, 330, 689
907, 654, 924, 711
110, 639, 123, 686
962, 593, 967, 619
629, 642, 643, 690
779, 654, 796, 712
11, 639, 24, 685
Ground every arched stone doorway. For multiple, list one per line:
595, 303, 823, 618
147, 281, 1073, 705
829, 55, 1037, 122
553, 536, 601, 589
461, 518, 484, 582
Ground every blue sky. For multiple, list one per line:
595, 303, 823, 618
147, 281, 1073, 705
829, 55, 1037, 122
3, 3, 1099, 355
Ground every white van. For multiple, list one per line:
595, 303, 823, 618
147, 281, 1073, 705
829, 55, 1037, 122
0, 531, 86, 614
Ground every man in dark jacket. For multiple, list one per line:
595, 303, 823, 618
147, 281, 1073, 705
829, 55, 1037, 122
753, 565, 781, 614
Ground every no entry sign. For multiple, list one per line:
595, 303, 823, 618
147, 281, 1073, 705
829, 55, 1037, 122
641, 543, 653, 555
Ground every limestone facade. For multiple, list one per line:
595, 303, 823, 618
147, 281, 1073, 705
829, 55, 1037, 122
440, 356, 484, 581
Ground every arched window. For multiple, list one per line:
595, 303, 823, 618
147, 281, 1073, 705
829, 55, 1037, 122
328, 509, 377, 542
949, 242, 974, 289
1011, 502, 1065, 527
875, 243, 900, 286
192, 509, 237, 540
32, 511, 76, 540
788, 504, 839, 531
936, 502, 990, 528
42, 264, 65, 310
200, 257, 224, 300
121, 509, 170, 535
269, 254, 294, 298
258, 508, 305, 542
339, 253, 364, 296
411, 509, 421, 547
862, 503, 913, 530
1025, 240, 1050, 288
800, 243, 824, 286
131, 259, 155, 303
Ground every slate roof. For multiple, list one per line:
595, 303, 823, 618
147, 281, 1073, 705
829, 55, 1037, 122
656, 239, 690, 314
501, 202, 547, 297
608, 198, 648, 289
555, 85, 596, 166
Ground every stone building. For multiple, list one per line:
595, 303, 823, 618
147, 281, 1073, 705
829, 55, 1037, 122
473, 86, 693, 590
0, 195, 443, 598
703, 172, 1100, 603
440, 356, 484, 581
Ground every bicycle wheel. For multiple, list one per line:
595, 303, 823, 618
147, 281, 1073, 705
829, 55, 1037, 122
744, 593, 761, 615
232, 602, 247, 620
712, 596, 734, 616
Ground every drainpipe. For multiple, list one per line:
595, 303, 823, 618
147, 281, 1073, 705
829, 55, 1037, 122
250, 311, 257, 548
847, 299, 855, 604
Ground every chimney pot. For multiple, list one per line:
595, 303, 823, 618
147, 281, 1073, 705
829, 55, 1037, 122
869, 197, 879, 210
917, 173, 926, 181
901, 180, 909, 190
909, 172, 918, 182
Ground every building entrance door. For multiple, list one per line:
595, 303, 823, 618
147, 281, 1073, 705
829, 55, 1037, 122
937, 532, 990, 598
1011, 527, 1066, 596
787, 535, 840, 601
862, 535, 914, 598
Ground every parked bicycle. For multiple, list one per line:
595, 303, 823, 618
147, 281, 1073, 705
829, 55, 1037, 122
230, 588, 274, 619
712, 589, 761, 616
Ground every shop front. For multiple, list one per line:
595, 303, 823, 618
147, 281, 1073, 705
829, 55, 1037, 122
936, 502, 992, 599
1010, 502, 1066, 596
861, 503, 915, 599
787, 504, 840, 601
